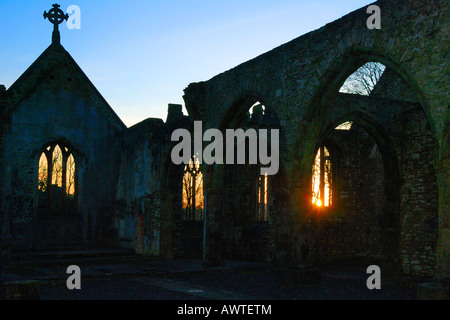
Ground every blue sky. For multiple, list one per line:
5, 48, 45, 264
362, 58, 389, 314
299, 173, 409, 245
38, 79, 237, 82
0, 1, 373, 127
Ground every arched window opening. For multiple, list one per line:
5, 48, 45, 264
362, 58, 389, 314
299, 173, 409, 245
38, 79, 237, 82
250, 102, 265, 116
339, 62, 386, 96
37, 142, 77, 212
247, 101, 280, 127
312, 146, 332, 207
182, 155, 204, 221
257, 173, 269, 222
335, 121, 353, 130
66, 154, 76, 197
38, 153, 48, 192
243, 101, 278, 222
51, 144, 63, 188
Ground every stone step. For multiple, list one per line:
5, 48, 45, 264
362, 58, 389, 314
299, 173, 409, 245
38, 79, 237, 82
10, 248, 139, 266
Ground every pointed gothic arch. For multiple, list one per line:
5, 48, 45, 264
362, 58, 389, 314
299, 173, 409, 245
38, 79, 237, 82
36, 140, 79, 214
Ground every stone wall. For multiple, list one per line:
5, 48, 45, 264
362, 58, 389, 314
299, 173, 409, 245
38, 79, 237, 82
0, 85, 10, 257
1, 0, 447, 287
183, 0, 448, 279
113, 118, 164, 255
301, 93, 438, 276
313, 128, 386, 263
113, 105, 194, 258
174, 220, 203, 259
399, 109, 438, 276
3, 82, 123, 249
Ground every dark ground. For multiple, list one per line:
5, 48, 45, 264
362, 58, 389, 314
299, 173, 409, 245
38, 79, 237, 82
2, 249, 430, 300
37, 267, 423, 300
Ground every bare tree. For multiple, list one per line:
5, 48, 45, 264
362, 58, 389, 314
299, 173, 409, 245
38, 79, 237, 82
66, 154, 76, 197
51, 145, 63, 187
312, 146, 332, 207
182, 156, 204, 220
339, 62, 386, 96
182, 169, 194, 219
312, 148, 322, 206
38, 147, 76, 197
38, 153, 48, 192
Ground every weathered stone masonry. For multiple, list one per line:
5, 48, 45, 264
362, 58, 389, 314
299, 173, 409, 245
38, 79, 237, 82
1, 43, 126, 249
0, 0, 448, 299
183, 0, 448, 285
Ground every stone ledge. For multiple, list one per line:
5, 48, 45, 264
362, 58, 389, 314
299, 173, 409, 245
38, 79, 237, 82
417, 283, 450, 300
3, 280, 40, 300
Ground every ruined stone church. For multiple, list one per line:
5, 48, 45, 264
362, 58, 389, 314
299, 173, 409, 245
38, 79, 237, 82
0, 0, 448, 298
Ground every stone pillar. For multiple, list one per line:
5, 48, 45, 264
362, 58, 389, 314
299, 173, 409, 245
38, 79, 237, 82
166, 104, 184, 124
202, 166, 224, 267
160, 193, 174, 260
418, 157, 450, 299
381, 177, 402, 274
270, 185, 293, 267
435, 157, 450, 282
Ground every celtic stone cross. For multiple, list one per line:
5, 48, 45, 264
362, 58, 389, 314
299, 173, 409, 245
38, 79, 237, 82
43, 4, 69, 44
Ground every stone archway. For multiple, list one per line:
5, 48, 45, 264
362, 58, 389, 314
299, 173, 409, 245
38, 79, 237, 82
200, 94, 291, 265
15, 138, 87, 250
302, 54, 439, 275
160, 150, 185, 260
182, 0, 448, 281
310, 113, 403, 270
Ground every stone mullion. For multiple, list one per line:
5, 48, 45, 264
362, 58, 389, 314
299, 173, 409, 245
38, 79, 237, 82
259, 176, 263, 221
45, 147, 54, 211
202, 164, 225, 267
74, 157, 79, 206
192, 171, 196, 221
256, 177, 260, 221
61, 150, 68, 212
265, 175, 269, 221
